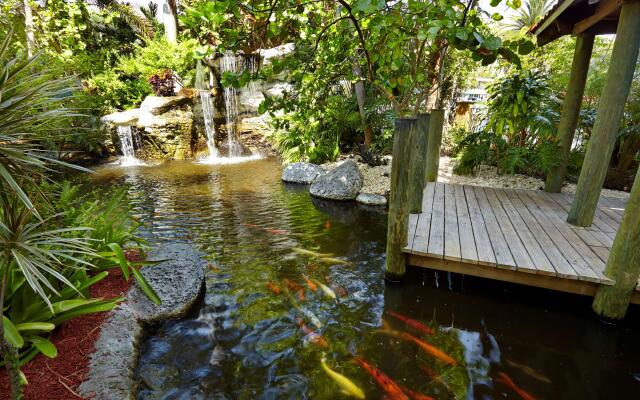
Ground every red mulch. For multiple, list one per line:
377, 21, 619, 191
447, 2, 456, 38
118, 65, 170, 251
0, 268, 132, 400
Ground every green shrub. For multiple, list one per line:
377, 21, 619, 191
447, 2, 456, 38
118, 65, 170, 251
86, 38, 200, 112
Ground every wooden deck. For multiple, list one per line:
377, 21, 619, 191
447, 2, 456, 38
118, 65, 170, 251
405, 183, 640, 303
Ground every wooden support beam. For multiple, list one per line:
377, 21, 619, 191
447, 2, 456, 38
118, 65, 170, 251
545, 32, 595, 193
573, 0, 623, 35
593, 168, 640, 319
385, 118, 417, 280
408, 114, 430, 213
567, 1, 640, 226
425, 109, 445, 183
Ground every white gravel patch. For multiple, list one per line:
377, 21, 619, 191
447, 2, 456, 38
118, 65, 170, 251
322, 155, 630, 200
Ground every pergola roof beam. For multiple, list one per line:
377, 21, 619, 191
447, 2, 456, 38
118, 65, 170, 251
573, 0, 623, 34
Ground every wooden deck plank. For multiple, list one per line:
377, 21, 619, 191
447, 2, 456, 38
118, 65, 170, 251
411, 184, 436, 255
591, 246, 610, 263
512, 189, 601, 282
406, 213, 419, 251
556, 193, 620, 232
472, 186, 516, 269
463, 185, 496, 266
483, 187, 534, 271
594, 196, 624, 224
542, 192, 609, 247
426, 183, 445, 259
503, 189, 576, 278
517, 189, 611, 284
454, 184, 478, 264
443, 184, 461, 261
493, 188, 555, 275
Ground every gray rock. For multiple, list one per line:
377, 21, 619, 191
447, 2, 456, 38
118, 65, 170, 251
78, 243, 205, 400
282, 162, 325, 184
356, 193, 387, 206
310, 160, 363, 200
128, 243, 205, 324
101, 109, 140, 126
139, 95, 192, 115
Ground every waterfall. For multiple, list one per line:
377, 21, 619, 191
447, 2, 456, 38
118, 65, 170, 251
196, 62, 219, 160
220, 51, 243, 158
116, 126, 143, 166
244, 55, 260, 99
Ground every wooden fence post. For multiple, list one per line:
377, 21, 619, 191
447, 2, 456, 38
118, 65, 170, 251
567, 1, 640, 226
545, 32, 595, 193
386, 118, 417, 281
592, 168, 640, 319
425, 109, 445, 183
408, 113, 430, 213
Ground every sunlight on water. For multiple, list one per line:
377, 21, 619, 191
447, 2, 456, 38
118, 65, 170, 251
89, 159, 640, 400
197, 153, 264, 165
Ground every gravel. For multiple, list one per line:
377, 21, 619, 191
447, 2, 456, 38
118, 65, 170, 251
322, 155, 631, 200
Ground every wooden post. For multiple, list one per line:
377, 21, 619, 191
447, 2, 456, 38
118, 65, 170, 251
592, 168, 640, 319
567, 1, 640, 226
545, 32, 595, 193
386, 118, 417, 281
425, 109, 445, 183
408, 114, 430, 213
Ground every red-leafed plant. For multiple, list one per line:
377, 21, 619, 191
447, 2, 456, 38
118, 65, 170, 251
148, 69, 175, 96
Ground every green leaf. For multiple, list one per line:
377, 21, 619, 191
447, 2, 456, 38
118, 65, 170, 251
490, 0, 502, 6
131, 267, 161, 305
30, 336, 57, 358
417, 30, 428, 41
3, 316, 24, 348
491, 13, 504, 21
518, 40, 535, 55
108, 243, 130, 281
15, 322, 55, 332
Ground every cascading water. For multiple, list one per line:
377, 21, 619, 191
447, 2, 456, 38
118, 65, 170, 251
220, 51, 244, 158
116, 125, 143, 166
196, 62, 219, 161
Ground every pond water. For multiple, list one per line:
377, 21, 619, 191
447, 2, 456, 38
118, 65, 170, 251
92, 158, 640, 400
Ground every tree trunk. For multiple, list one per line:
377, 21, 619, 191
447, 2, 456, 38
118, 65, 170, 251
353, 64, 372, 147
424, 39, 445, 111
592, 167, 640, 319
567, 1, 640, 227
23, 0, 35, 58
163, 0, 178, 43
605, 135, 640, 190
1, 265, 23, 399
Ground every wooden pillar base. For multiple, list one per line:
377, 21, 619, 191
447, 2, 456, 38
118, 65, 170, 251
545, 32, 594, 193
408, 114, 430, 213
425, 109, 445, 183
592, 168, 640, 320
385, 118, 418, 280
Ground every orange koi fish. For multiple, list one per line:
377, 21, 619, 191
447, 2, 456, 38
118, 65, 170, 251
243, 223, 260, 229
297, 288, 306, 301
377, 330, 456, 366
354, 357, 409, 400
265, 228, 288, 235
324, 220, 332, 229
495, 372, 537, 400
296, 318, 328, 348
400, 386, 434, 400
283, 278, 302, 292
266, 281, 281, 295
388, 311, 433, 335
207, 263, 221, 272
302, 275, 318, 292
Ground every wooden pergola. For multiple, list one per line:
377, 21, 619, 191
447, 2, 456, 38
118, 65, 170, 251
384, 0, 640, 320
532, 0, 640, 318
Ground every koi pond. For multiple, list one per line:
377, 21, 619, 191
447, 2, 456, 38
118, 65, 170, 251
92, 158, 640, 400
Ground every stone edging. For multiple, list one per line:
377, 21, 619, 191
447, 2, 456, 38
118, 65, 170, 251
78, 243, 205, 400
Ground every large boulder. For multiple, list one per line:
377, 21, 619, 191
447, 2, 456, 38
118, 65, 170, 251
310, 160, 363, 200
137, 108, 196, 160
139, 95, 192, 116
282, 162, 325, 184
101, 109, 140, 126
356, 193, 387, 206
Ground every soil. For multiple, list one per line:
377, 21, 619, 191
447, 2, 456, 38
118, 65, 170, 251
0, 268, 132, 400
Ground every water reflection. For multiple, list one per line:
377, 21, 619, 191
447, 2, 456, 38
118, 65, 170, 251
90, 159, 640, 400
